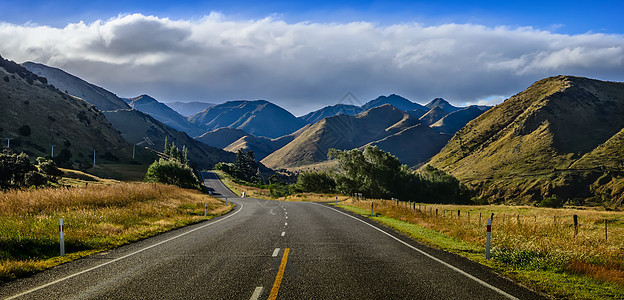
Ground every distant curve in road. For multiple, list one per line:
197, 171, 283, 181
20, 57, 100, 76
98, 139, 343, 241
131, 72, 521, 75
0, 173, 546, 299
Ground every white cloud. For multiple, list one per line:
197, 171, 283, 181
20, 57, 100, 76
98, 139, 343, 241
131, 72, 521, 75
1, 13, 623, 115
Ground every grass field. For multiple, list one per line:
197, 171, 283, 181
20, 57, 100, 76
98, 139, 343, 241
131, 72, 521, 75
0, 181, 231, 283
338, 199, 624, 299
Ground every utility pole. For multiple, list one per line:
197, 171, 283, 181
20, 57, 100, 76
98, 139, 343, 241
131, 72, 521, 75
5, 137, 12, 148
93, 149, 96, 166
132, 143, 136, 159
51, 145, 55, 157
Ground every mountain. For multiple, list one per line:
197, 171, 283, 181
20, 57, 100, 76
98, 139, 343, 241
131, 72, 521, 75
167, 101, 215, 117
419, 106, 448, 125
261, 104, 424, 169
195, 128, 251, 149
224, 125, 310, 161
189, 100, 306, 138
124, 94, 203, 136
299, 104, 364, 124
366, 124, 451, 167
103, 109, 235, 169
428, 76, 624, 205
1, 55, 147, 168
361, 94, 428, 112
430, 106, 489, 135
22, 62, 130, 111
425, 98, 461, 113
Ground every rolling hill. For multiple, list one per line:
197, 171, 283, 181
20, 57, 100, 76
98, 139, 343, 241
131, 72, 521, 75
1, 55, 147, 168
189, 100, 306, 138
124, 94, 203, 136
22, 62, 130, 111
428, 75, 624, 205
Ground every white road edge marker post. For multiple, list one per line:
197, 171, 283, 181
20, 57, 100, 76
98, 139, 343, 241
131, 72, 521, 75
59, 219, 65, 257
486, 218, 492, 260
204, 203, 207, 217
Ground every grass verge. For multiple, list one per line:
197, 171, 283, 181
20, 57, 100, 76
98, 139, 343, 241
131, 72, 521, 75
0, 182, 232, 283
337, 201, 624, 299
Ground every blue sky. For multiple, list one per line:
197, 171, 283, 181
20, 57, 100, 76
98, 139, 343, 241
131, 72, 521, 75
1, 1, 623, 115
3, 0, 623, 34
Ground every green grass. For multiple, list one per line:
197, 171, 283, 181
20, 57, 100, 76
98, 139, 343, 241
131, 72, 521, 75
338, 204, 624, 299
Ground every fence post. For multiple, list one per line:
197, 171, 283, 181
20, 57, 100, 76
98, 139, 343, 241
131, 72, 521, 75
458, 210, 461, 219
486, 218, 492, 260
573, 215, 578, 236
436, 208, 438, 217
59, 219, 65, 257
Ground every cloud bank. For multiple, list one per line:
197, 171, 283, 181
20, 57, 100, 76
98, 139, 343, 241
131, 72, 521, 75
1, 13, 623, 115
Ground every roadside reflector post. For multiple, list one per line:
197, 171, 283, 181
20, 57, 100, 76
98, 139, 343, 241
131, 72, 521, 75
59, 219, 65, 257
458, 210, 461, 219
436, 208, 438, 217
371, 202, 374, 217
573, 215, 578, 236
335, 196, 338, 206
486, 218, 492, 260
605, 219, 608, 241
204, 203, 207, 217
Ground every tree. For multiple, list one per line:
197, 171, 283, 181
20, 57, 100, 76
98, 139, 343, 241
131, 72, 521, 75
233, 149, 260, 183
328, 146, 406, 199
296, 171, 336, 193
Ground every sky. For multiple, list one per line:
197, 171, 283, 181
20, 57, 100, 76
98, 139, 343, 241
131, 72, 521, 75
1, 0, 623, 116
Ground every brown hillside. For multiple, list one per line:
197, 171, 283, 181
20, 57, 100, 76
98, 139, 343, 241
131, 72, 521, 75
1, 58, 139, 167
428, 76, 624, 205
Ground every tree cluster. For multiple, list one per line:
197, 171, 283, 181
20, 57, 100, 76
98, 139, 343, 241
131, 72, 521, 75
143, 137, 198, 189
215, 150, 261, 184
0, 151, 63, 189
295, 146, 471, 204
163, 137, 189, 165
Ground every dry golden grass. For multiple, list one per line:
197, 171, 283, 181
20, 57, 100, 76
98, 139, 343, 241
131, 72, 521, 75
0, 182, 231, 282
341, 198, 624, 287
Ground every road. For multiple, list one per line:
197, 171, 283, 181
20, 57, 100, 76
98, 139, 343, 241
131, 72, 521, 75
0, 172, 546, 299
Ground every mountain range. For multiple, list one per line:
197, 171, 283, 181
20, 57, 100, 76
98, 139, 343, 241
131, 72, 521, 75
124, 95, 204, 136
262, 104, 451, 169
428, 75, 624, 205
21, 60, 234, 169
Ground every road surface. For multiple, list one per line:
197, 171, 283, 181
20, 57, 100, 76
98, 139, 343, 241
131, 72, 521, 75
0, 172, 546, 299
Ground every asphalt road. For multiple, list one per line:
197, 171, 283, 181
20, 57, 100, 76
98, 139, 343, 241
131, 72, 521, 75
0, 172, 546, 299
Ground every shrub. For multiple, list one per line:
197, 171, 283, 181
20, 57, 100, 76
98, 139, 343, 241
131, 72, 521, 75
539, 196, 564, 208
18, 125, 31, 136
144, 158, 200, 189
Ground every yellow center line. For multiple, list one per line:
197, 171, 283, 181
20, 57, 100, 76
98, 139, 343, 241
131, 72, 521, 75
268, 248, 290, 300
